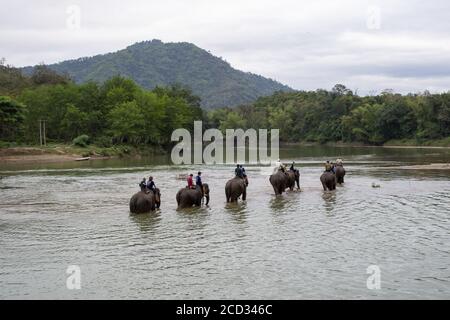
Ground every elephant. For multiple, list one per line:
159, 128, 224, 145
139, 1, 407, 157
269, 169, 290, 195
176, 184, 210, 209
320, 171, 336, 191
225, 177, 247, 202
286, 169, 300, 190
335, 165, 346, 184
129, 188, 161, 213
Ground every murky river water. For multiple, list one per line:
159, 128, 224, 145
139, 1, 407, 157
1, 146, 449, 299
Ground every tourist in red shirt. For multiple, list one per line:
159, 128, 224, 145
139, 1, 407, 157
187, 173, 194, 189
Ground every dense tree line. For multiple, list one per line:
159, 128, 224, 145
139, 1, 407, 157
1, 61, 449, 147
207, 84, 450, 145
0, 63, 203, 146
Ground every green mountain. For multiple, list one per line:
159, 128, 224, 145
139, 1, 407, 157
22, 40, 292, 109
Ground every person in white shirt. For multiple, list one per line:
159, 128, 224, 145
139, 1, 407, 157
273, 159, 286, 174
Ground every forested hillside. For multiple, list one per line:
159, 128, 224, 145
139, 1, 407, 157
21, 40, 292, 109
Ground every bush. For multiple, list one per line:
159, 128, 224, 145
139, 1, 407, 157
0, 140, 11, 148
94, 136, 113, 148
99, 148, 111, 156
73, 134, 90, 147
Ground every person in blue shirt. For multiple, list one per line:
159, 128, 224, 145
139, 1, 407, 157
240, 165, 246, 176
235, 164, 243, 178
146, 176, 156, 193
195, 172, 203, 190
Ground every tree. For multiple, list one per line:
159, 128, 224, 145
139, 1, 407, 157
219, 111, 247, 132
61, 104, 88, 140
0, 96, 25, 141
108, 101, 145, 143
30, 64, 71, 85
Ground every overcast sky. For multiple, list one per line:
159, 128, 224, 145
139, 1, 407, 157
1, 0, 449, 94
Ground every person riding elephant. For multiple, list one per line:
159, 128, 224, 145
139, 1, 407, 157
225, 176, 247, 202
187, 173, 195, 189
176, 184, 210, 208
334, 159, 346, 184
324, 161, 333, 172
269, 169, 289, 195
240, 165, 249, 186
273, 159, 286, 174
146, 176, 156, 193
129, 188, 161, 213
235, 164, 243, 178
139, 177, 147, 191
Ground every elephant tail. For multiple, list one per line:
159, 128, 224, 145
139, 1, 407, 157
176, 191, 181, 206
225, 187, 231, 202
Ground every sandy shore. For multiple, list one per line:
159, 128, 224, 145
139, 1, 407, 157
0, 147, 111, 164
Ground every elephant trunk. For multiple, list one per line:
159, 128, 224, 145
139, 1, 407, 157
205, 194, 210, 205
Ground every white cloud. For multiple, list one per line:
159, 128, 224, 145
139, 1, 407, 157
0, 0, 449, 94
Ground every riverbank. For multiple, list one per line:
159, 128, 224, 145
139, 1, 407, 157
281, 138, 450, 149
0, 144, 166, 164
394, 163, 450, 170
1, 139, 449, 164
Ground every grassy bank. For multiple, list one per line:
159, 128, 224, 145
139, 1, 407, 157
0, 142, 166, 163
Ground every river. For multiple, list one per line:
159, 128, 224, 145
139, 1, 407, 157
0, 146, 449, 299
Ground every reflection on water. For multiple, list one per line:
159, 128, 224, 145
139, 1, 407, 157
0, 145, 449, 299
322, 191, 337, 215
129, 211, 162, 233
225, 202, 248, 224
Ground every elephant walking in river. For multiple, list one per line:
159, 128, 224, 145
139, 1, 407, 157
335, 165, 346, 184
320, 172, 336, 191
176, 184, 210, 209
269, 169, 290, 195
129, 188, 161, 213
225, 177, 247, 202
286, 169, 300, 190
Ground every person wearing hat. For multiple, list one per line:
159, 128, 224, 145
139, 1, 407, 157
273, 158, 286, 174
324, 161, 333, 172
187, 173, 195, 189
